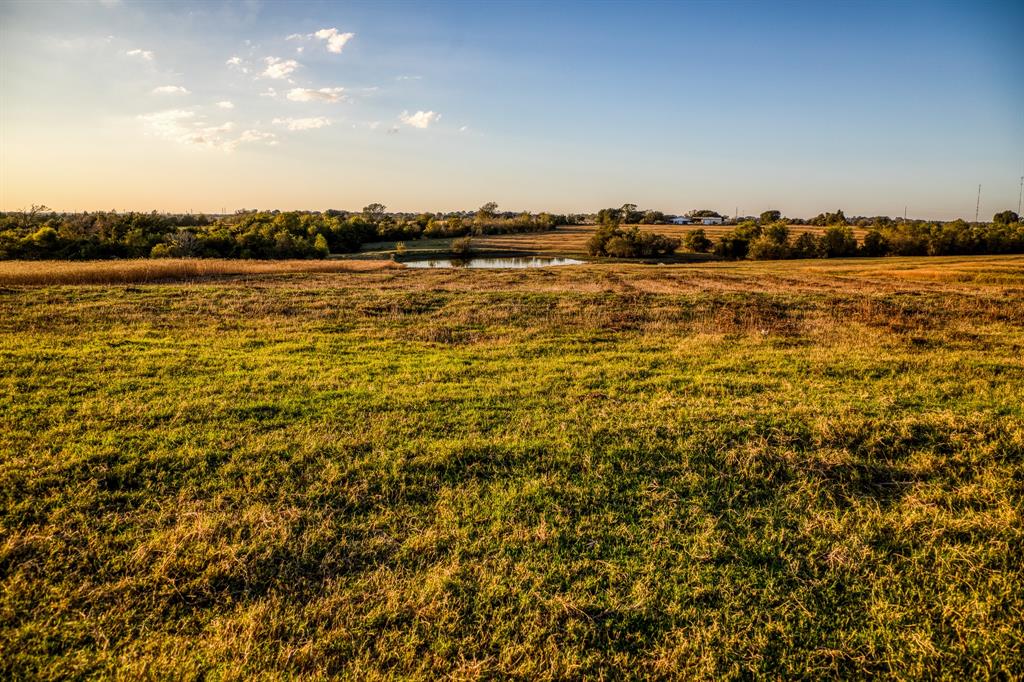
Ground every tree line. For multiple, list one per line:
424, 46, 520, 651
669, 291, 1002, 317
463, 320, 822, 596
590, 204, 1024, 260
701, 211, 1024, 260
2, 203, 1021, 261
0, 204, 578, 260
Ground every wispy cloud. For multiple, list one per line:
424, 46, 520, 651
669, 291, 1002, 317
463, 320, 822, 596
225, 56, 250, 74
262, 57, 300, 79
139, 109, 275, 151
396, 75, 422, 81
152, 85, 190, 95
216, 101, 235, 109
126, 48, 154, 61
273, 117, 332, 131
399, 110, 440, 129
286, 87, 346, 103
238, 129, 278, 145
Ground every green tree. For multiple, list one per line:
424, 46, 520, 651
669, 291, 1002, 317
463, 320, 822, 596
759, 210, 782, 224
861, 229, 889, 256
817, 226, 858, 257
314, 233, 330, 256
683, 228, 713, 253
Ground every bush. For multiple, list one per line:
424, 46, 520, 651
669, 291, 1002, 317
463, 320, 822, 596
714, 235, 750, 260
451, 236, 474, 256
587, 226, 679, 258
683, 229, 713, 253
748, 236, 790, 260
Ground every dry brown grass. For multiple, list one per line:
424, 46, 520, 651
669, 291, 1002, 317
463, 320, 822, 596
0, 258, 400, 286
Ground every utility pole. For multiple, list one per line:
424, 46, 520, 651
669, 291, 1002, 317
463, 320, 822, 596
904, 206, 907, 221
975, 185, 981, 223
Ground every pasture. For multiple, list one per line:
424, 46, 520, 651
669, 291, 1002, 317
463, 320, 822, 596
1, 255, 1022, 678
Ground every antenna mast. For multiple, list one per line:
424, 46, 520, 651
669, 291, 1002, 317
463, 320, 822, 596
1018, 175, 1023, 216
975, 184, 981, 223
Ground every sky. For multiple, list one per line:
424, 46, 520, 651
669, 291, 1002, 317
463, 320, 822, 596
1, 0, 1022, 219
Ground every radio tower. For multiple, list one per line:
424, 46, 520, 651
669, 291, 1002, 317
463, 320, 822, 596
975, 184, 981, 223
1018, 175, 1023, 215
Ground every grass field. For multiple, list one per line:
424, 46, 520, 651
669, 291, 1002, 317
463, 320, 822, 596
2, 255, 1023, 678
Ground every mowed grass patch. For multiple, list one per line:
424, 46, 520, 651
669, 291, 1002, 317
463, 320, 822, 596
1, 257, 1023, 678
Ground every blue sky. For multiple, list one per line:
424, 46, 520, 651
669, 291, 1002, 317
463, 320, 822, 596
2, 0, 1022, 218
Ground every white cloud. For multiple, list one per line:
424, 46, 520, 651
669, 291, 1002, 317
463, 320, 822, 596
286, 33, 304, 41
273, 116, 331, 131
126, 48, 154, 61
459, 125, 468, 132
226, 56, 250, 74
262, 56, 299, 79
139, 109, 274, 151
396, 75, 421, 81
313, 28, 354, 54
239, 129, 278, 145
152, 85, 190, 95
259, 88, 279, 98
216, 101, 234, 109
399, 110, 440, 129
286, 87, 346, 103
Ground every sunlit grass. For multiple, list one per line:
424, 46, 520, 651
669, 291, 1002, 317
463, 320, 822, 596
1, 256, 1022, 678
0, 258, 399, 286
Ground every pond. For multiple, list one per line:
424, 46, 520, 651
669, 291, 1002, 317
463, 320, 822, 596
404, 256, 585, 269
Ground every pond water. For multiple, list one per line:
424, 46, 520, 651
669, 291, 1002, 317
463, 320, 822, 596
404, 256, 585, 269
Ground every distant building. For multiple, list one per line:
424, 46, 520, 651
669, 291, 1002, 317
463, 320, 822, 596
670, 216, 692, 225
699, 216, 724, 225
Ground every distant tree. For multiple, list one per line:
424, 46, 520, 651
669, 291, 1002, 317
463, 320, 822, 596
762, 222, 790, 244
596, 207, 623, 226
714, 235, 749, 260
993, 210, 1020, 225
759, 210, 782, 224
791, 232, 819, 258
809, 210, 848, 227
688, 209, 722, 218
640, 210, 666, 224
476, 202, 499, 222
683, 228, 713, 253
362, 203, 387, 222
861, 229, 889, 257
817, 225, 858, 257
620, 203, 642, 224
749, 236, 790, 260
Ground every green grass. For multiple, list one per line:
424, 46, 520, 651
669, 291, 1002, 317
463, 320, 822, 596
1, 257, 1023, 678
